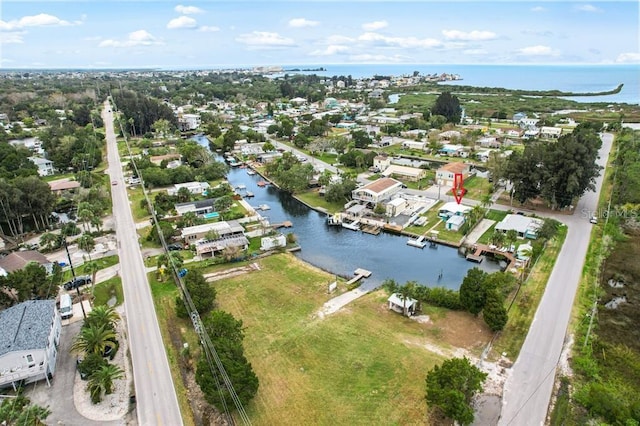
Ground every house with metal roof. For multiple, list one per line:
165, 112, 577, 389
0, 300, 61, 389
351, 177, 403, 206
495, 214, 544, 239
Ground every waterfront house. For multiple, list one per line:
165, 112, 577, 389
167, 181, 210, 196
28, 157, 55, 177
0, 250, 54, 276
387, 293, 417, 317
195, 235, 249, 258
446, 215, 466, 231
178, 113, 201, 131
438, 202, 472, 219
402, 140, 426, 151
351, 177, 403, 206
435, 162, 471, 188
438, 144, 465, 157
495, 214, 544, 239
181, 220, 245, 245
0, 300, 61, 390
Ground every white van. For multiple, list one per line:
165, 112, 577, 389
60, 294, 73, 320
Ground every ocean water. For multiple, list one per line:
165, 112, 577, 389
277, 64, 640, 105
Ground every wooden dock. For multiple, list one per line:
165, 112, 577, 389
466, 244, 517, 271
272, 221, 293, 228
346, 268, 372, 285
361, 224, 381, 235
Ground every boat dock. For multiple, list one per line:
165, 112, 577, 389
361, 224, 381, 235
346, 268, 372, 285
466, 243, 517, 270
272, 221, 293, 229
407, 235, 426, 248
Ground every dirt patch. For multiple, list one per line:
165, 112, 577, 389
426, 310, 494, 352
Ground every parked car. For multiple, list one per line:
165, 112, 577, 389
178, 268, 188, 278
64, 275, 92, 291
590, 216, 598, 224
167, 243, 183, 251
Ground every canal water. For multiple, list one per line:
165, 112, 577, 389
194, 135, 501, 289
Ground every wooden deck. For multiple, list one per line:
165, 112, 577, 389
361, 224, 381, 235
272, 221, 293, 228
466, 244, 517, 270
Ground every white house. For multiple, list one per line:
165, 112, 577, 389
29, 157, 55, 177
181, 220, 245, 244
495, 214, 544, 239
0, 300, 61, 389
446, 215, 466, 231
372, 155, 392, 172
381, 165, 427, 182
167, 181, 211, 196
402, 140, 426, 151
260, 234, 287, 251
438, 202, 471, 219
351, 177, 403, 206
178, 113, 201, 131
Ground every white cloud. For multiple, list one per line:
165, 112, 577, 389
199, 26, 220, 32
325, 35, 355, 44
236, 31, 295, 49
516, 45, 559, 56
288, 18, 319, 28
358, 32, 441, 48
362, 20, 388, 31
1, 13, 73, 31
99, 30, 162, 48
310, 45, 349, 56
348, 53, 405, 63
616, 52, 640, 63
175, 5, 204, 15
531, 6, 546, 12
442, 30, 497, 41
576, 4, 601, 12
463, 49, 487, 55
167, 16, 197, 29
0, 32, 25, 44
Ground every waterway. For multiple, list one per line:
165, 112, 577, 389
194, 135, 501, 289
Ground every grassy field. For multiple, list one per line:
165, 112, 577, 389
458, 176, 493, 201
476, 210, 509, 244
92, 276, 123, 307
214, 254, 448, 425
127, 187, 151, 221
490, 226, 568, 360
62, 255, 120, 281
405, 201, 443, 235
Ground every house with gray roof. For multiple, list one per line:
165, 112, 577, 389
0, 250, 53, 276
495, 214, 544, 239
0, 300, 61, 389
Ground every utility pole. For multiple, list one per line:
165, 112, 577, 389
64, 238, 86, 319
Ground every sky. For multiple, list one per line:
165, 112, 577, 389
0, 1, 639, 69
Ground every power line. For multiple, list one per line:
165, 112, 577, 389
109, 93, 251, 425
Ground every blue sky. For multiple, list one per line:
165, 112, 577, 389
1, 1, 638, 69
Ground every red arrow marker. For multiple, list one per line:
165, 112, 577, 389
452, 173, 465, 204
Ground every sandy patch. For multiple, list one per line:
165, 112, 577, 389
73, 306, 132, 422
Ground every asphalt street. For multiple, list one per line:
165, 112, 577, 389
103, 102, 183, 425
499, 133, 614, 425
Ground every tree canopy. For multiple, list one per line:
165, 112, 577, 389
431, 92, 462, 124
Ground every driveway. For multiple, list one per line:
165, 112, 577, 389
25, 321, 128, 426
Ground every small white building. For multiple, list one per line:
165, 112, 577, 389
167, 181, 211, 196
540, 126, 563, 138
181, 220, 245, 244
495, 214, 544, 239
178, 113, 201, 131
438, 202, 472, 219
386, 197, 407, 217
0, 300, 61, 389
402, 140, 426, 151
446, 215, 466, 231
387, 293, 417, 316
260, 234, 287, 251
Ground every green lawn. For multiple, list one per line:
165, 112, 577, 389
214, 254, 443, 425
62, 255, 120, 281
92, 276, 123, 307
128, 187, 151, 221
431, 220, 466, 245
404, 201, 443, 235
476, 210, 509, 244
295, 190, 344, 214
459, 176, 493, 201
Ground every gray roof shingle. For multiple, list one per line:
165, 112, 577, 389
0, 300, 56, 357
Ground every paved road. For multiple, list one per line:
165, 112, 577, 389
499, 133, 614, 425
103, 102, 183, 425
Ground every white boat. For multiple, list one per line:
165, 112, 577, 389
236, 184, 246, 190
258, 204, 270, 211
341, 218, 360, 231
407, 239, 426, 248
244, 191, 255, 198
247, 170, 256, 175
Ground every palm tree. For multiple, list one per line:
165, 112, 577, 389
77, 208, 94, 232
87, 364, 123, 404
84, 261, 100, 290
86, 305, 120, 331
397, 281, 417, 317
156, 252, 184, 281
71, 324, 117, 356
39, 232, 61, 251
77, 233, 95, 254
505, 229, 518, 250
481, 193, 492, 211
491, 230, 505, 247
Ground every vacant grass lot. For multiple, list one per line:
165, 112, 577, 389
214, 254, 445, 425
92, 276, 123, 307
476, 210, 509, 244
